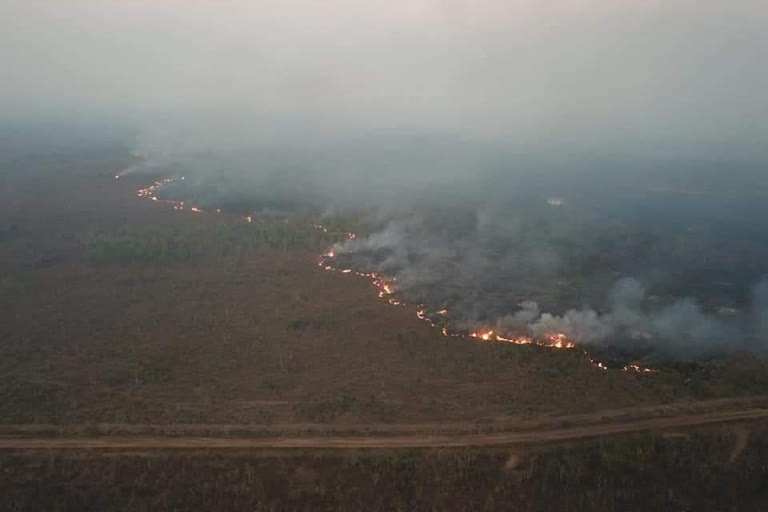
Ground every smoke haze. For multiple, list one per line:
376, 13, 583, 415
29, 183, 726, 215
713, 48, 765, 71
3, 1, 768, 361
3, 1, 768, 158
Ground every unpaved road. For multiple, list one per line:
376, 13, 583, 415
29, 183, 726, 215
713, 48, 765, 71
1, 408, 767, 450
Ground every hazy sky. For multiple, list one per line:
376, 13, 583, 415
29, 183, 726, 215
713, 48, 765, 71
2, 1, 767, 159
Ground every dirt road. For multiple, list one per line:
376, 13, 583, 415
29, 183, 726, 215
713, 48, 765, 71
1, 407, 766, 450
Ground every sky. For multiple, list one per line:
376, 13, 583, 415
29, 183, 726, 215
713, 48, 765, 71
2, 0, 767, 160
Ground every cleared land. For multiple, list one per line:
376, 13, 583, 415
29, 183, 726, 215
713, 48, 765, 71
1, 406, 768, 450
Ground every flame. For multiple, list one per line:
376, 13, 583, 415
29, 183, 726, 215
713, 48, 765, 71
319, 244, 401, 305
622, 364, 659, 374
377, 280, 395, 297
135, 177, 206, 213
469, 329, 536, 346
499, 335, 533, 345
543, 333, 576, 349
123, 176, 657, 376
469, 329, 575, 349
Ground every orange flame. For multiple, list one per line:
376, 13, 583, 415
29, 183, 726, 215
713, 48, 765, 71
622, 364, 658, 374
125, 177, 657, 376
543, 333, 576, 349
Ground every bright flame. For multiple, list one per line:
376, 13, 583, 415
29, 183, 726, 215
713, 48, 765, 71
135, 177, 206, 213
543, 333, 576, 349
123, 176, 653, 376
468, 329, 574, 348
469, 330, 536, 346
378, 282, 394, 296
622, 364, 659, 374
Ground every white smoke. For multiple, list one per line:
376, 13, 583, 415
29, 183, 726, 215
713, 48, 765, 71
495, 301, 540, 332
530, 308, 615, 345
331, 215, 768, 361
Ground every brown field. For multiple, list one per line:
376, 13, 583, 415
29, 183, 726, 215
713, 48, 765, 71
1, 425, 768, 511
3, 147, 768, 510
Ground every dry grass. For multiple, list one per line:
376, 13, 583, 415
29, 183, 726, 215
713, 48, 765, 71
1, 152, 768, 426
1, 424, 768, 511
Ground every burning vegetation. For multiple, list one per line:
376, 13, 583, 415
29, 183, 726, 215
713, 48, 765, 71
134, 176, 207, 213
126, 174, 659, 374
314, 231, 662, 373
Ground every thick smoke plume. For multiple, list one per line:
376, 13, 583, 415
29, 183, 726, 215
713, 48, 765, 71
331, 215, 768, 363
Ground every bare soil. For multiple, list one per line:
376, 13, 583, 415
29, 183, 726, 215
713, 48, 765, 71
0, 405, 767, 450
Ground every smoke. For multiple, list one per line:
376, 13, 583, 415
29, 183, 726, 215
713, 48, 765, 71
4, 1, 768, 363
754, 280, 768, 340
495, 301, 541, 333
3, 1, 768, 161
528, 280, 742, 360
530, 309, 614, 346
332, 213, 768, 363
